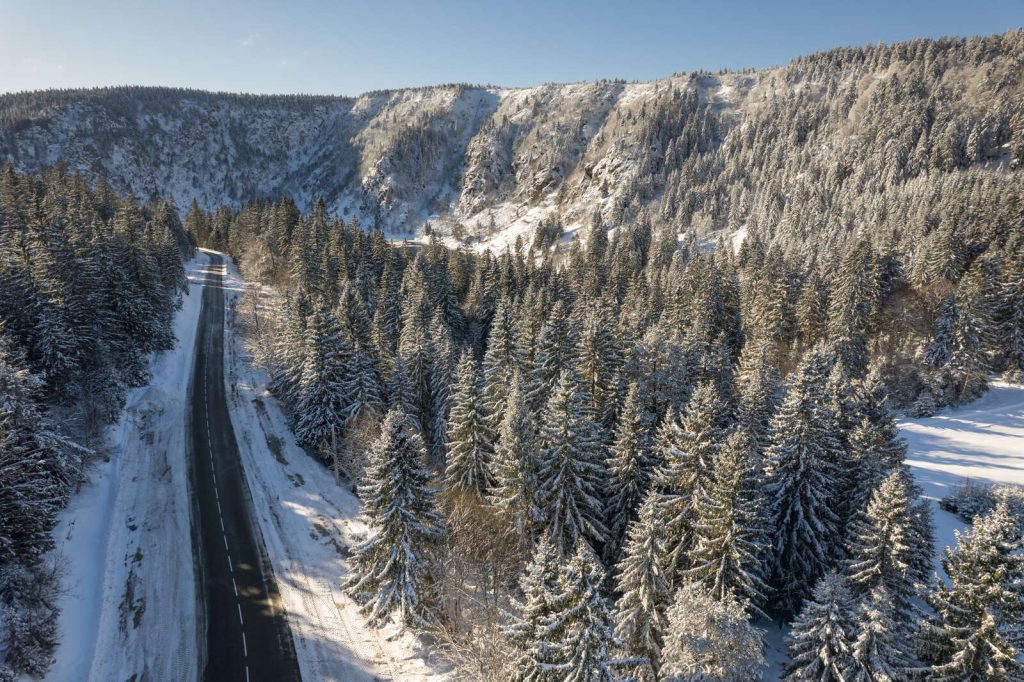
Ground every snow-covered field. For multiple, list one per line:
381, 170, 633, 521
220, 257, 452, 681
901, 381, 1024, 567
44, 253, 211, 682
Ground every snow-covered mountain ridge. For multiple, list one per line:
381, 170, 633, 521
2, 31, 1022, 247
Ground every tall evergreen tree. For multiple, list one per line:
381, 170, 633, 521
685, 428, 770, 612
345, 408, 446, 626
922, 503, 1024, 681
604, 381, 657, 563
489, 372, 542, 546
444, 351, 495, 501
784, 572, 859, 682
656, 381, 728, 584
613, 492, 671, 679
764, 346, 844, 617
536, 369, 608, 555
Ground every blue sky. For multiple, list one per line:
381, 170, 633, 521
1, 0, 1021, 96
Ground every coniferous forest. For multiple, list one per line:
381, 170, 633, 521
1, 30, 1024, 682
188, 116, 1024, 677
0, 165, 192, 675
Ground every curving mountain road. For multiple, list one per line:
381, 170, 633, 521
188, 253, 301, 681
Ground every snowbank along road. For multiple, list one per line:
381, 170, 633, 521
189, 253, 301, 681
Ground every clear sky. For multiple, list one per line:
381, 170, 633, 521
1, 0, 1021, 96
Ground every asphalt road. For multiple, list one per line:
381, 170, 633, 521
189, 253, 301, 682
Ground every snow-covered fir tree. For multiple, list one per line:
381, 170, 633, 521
660, 582, 766, 681
604, 381, 657, 563
848, 585, 924, 682
684, 428, 770, 612
844, 469, 932, 625
764, 346, 845, 617
536, 369, 608, 555
783, 572, 859, 682
292, 302, 352, 451
345, 407, 447, 626
545, 541, 618, 682
444, 350, 495, 500
489, 372, 542, 547
656, 380, 727, 584
504, 533, 562, 682
613, 491, 671, 679
922, 502, 1024, 681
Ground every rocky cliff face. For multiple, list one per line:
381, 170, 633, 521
2, 32, 1022, 249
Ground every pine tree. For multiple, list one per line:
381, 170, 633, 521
0, 332, 80, 564
764, 346, 844, 617
922, 502, 1024, 681
481, 298, 522, 432
784, 572, 859, 682
573, 304, 622, 434
604, 382, 657, 563
444, 351, 495, 501
528, 301, 575, 413
613, 492, 671, 679
489, 372, 542, 546
844, 469, 930, 626
685, 428, 770, 612
735, 337, 783, 451
1002, 261, 1024, 374
925, 294, 958, 368
661, 582, 765, 681
536, 369, 608, 555
345, 408, 446, 626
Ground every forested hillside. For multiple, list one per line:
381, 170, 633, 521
203, 148, 1023, 676
0, 165, 191, 677
1, 32, 1022, 248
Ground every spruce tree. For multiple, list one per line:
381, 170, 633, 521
685, 428, 770, 612
293, 303, 352, 451
481, 298, 523, 432
613, 492, 671, 680
656, 380, 727, 584
489, 372, 542, 546
504, 533, 562, 682
784, 572, 859, 682
849, 585, 923, 682
844, 469, 930, 625
546, 541, 618, 682
922, 502, 1024, 681
661, 582, 766, 681
604, 381, 657, 563
764, 346, 844, 617
444, 351, 495, 501
536, 369, 608, 555
345, 408, 446, 626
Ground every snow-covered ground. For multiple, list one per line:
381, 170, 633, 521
44, 253, 212, 682
901, 380, 1024, 568
220, 256, 452, 681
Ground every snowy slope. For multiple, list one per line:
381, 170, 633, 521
0, 75, 757, 242
901, 381, 1024, 567
220, 256, 452, 681
44, 253, 211, 682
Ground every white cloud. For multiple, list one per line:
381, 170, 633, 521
239, 32, 261, 48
